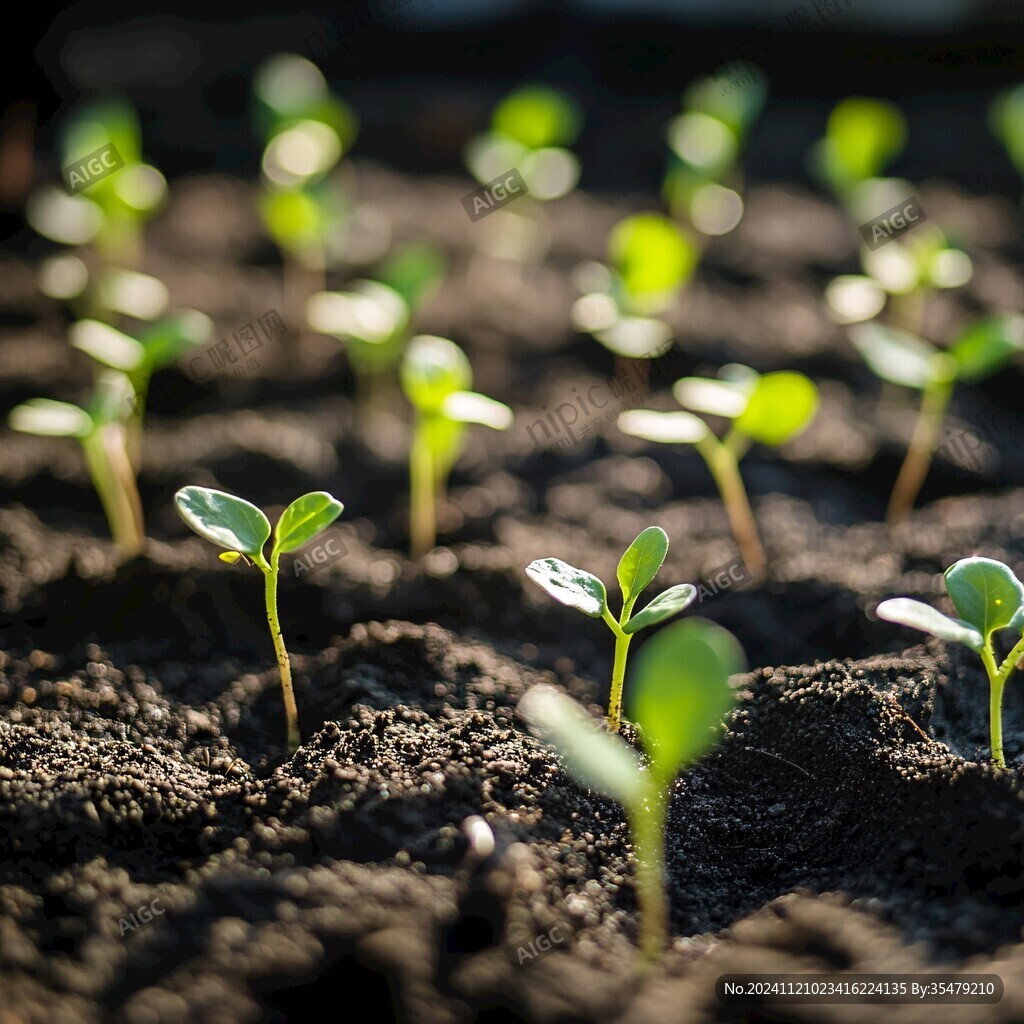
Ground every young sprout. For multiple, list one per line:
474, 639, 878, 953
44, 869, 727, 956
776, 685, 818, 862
520, 618, 742, 960
990, 84, 1024, 193
664, 63, 767, 237
526, 527, 696, 732
9, 371, 144, 556
27, 98, 168, 266
811, 96, 906, 207
878, 557, 1024, 767
465, 85, 582, 202
69, 312, 213, 467
401, 335, 512, 560
174, 486, 344, 754
573, 212, 697, 372
254, 53, 359, 319
848, 314, 1024, 523
618, 366, 819, 575
307, 241, 446, 409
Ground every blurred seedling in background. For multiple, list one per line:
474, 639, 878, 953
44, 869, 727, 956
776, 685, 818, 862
573, 213, 696, 384
254, 53, 361, 327
812, 99, 971, 334
9, 371, 144, 556
520, 618, 742, 960
878, 556, 1024, 767
848, 314, 1024, 524
307, 241, 446, 411
527, 526, 697, 733
67, 312, 213, 468
175, 487, 344, 754
464, 85, 582, 259
663, 63, 767, 238
990, 84, 1024, 198
401, 335, 512, 559
28, 99, 169, 310
618, 366, 819, 575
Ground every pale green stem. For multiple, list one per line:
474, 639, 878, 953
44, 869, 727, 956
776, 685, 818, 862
695, 433, 765, 576
602, 608, 633, 733
984, 633, 1024, 768
81, 425, 144, 557
257, 550, 300, 755
409, 418, 436, 560
628, 778, 668, 963
886, 376, 953, 525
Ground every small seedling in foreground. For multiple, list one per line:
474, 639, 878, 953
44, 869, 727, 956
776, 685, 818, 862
69, 312, 213, 467
526, 527, 696, 732
878, 557, 1024, 767
618, 366, 818, 574
175, 486, 344, 754
520, 618, 742, 960
307, 241, 446, 409
401, 335, 512, 559
9, 372, 144, 556
849, 315, 1024, 523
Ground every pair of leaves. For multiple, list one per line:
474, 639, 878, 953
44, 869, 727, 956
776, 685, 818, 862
519, 618, 743, 803
618, 366, 819, 450
175, 486, 343, 563
10, 371, 137, 437
850, 316, 1024, 392
71, 313, 212, 377
525, 527, 696, 635
878, 556, 1024, 653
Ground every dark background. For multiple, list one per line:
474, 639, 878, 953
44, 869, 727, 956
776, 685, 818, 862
8, 0, 1024, 204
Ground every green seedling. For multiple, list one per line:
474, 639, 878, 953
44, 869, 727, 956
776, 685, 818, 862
307, 241, 446, 408
526, 527, 696, 732
573, 213, 697, 363
811, 96, 906, 206
254, 53, 359, 322
990, 84, 1024, 191
27, 98, 167, 266
69, 312, 213, 468
9, 371, 144, 556
664, 63, 767, 237
848, 315, 1024, 523
878, 557, 1024, 767
520, 618, 742, 960
175, 486, 344, 754
618, 366, 818, 575
401, 335, 512, 559
466, 84, 582, 202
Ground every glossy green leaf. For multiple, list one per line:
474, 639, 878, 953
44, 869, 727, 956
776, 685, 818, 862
848, 322, 954, 390
401, 335, 473, 415
70, 320, 146, 372
630, 619, 742, 777
673, 376, 749, 418
949, 315, 1024, 384
617, 527, 669, 608
733, 371, 819, 446
9, 399, 93, 438
876, 597, 983, 652
618, 409, 709, 445
274, 491, 344, 554
526, 557, 607, 618
519, 684, 642, 806
623, 584, 698, 635
492, 86, 581, 150
175, 486, 271, 556
944, 557, 1024, 643
608, 214, 697, 311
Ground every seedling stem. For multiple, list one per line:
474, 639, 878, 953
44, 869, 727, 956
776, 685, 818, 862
82, 423, 145, 556
602, 609, 633, 733
256, 547, 301, 754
